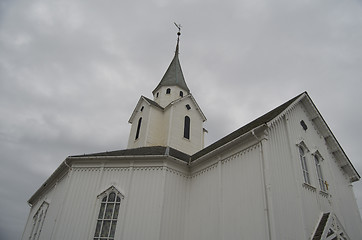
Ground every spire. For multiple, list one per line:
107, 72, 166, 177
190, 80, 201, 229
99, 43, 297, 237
175, 22, 180, 55
152, 23, 190, 95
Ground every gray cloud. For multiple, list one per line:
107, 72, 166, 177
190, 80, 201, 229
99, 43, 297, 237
1, 0, 362, 239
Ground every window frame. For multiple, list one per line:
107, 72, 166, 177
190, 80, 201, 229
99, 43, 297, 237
29, 201, 49, 240
135, 117, 142, 140
94, 187, 124, 240
299, 145, 311, 185
313, 153, 326, 192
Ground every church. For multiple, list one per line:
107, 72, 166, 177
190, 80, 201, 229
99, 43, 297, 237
22, 30, 362, 240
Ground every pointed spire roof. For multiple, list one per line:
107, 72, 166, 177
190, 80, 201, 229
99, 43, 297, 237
152, 29, 190, 94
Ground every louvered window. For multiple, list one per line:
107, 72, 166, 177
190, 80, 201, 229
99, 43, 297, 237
184, 116, 190, 139
135, 117, 142, 140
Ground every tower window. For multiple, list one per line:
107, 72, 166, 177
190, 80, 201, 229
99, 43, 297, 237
140, 106, 144, 112
180, 91, 183, 97
94, 190, 122, 240
166, 88, 171, 94
135, 117, 142, 140
156, 92, 159, 98
184, 116, 190, 139
186, 104, 191, 110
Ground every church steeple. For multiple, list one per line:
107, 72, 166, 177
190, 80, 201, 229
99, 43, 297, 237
127, 25, 206, 155
152, 25, 190, 96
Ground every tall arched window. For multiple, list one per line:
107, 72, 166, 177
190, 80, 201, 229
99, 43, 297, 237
179, 91, 183, 97
299, 146, 310, 184
315, 155, 326, 191
184, 116, 190, 139
166, 88, 171, 94
29, 202, 49, 240
94, 190, 123, 240
135, 117, 142, 140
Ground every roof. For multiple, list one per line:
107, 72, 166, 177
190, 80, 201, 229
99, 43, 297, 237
191, 92, 305, 160
128, 96, 163, 123
152, 41, 190, 94
143, 96, 163, 109
28, 92, 360, 204
71, 146, 190, 163
28, 146, 190, 205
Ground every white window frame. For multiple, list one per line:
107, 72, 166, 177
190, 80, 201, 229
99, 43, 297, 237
298, 144, 310, 185
94, 186, 124, 240
29, 201, 49, 240
313, 151, 326, 192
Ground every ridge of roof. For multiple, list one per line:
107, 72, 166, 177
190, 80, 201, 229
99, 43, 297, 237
152, 42, 190, 94
142, 96, 164, 109
163, 94, 207, 122
191, 92, 305, 161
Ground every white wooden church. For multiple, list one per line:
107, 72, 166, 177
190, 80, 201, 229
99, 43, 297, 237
22, 32, 362, 240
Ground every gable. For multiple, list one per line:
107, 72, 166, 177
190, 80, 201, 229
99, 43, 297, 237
299, 94, 360, 182
128, 96, 163, 124
190, 92, 360, 182
165, 94, 207, 122
191, 92, 304, 161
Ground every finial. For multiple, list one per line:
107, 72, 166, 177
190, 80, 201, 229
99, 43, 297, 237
174, 22, 182, 54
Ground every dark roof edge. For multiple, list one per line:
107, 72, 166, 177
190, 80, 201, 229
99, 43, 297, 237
304, 92, 360, 180
70, 146, 190, 163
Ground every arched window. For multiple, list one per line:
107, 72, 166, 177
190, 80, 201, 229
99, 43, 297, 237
94, 190, 123, 240
156, 92, 159, 98
299, 146, 310, 184
184, 116, 190, 139
29, 202, 49, 240
179, 91, 183, 97
166, 88, 171, 94
135, 117, 142, 140
315, 155, 326, 191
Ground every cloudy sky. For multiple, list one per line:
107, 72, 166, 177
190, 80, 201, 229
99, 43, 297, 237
1, 0, 362, 239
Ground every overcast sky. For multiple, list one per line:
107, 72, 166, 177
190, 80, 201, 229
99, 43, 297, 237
1, 0, 362, 239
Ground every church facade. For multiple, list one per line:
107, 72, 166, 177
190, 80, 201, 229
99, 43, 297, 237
22, 35, 362, 240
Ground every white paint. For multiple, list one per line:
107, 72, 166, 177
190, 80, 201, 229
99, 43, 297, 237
23, 92, 362, 239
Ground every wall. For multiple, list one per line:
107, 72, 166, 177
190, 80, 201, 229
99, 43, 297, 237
22, 159, 189, 240
153, 86, 185, 108
167, 97, 204, 155
186, 143, 268, 240
266, 101, 362, 239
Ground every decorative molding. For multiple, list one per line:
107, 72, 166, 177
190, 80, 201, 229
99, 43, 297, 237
296, 139, 310, 152
319, 190, 329, 198
302, 183, 316, 192
192, 162, 218, 178
69, 144, 262, 179
97, 185, 125, 199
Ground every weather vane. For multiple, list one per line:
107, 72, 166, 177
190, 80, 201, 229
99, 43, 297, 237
174, 22, 182, 37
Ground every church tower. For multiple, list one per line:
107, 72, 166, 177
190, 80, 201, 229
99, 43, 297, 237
127, 28, 207, 155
